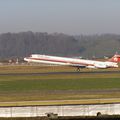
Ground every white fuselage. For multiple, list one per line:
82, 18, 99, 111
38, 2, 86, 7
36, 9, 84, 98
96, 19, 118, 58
24, 54, 118, 68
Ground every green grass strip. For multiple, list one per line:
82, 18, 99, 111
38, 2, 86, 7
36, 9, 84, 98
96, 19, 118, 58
0, 78, 120, 92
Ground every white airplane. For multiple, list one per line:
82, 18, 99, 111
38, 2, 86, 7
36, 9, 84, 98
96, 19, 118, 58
24, 54, 120, 70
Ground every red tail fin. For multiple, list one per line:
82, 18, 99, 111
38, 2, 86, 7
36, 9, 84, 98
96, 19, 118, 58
109, 54, 120, 63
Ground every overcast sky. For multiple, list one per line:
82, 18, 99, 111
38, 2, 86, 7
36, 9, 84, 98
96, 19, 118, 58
0, 0, 120, 35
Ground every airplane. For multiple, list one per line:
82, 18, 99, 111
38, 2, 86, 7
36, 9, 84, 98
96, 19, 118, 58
24, 54, 120, 71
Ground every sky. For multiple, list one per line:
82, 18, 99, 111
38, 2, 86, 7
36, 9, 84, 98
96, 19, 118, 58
0, 0, 120, 35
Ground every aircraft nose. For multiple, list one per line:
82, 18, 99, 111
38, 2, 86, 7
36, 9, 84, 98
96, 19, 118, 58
24, 57, 29, 62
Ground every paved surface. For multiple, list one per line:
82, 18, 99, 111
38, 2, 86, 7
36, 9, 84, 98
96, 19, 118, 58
0, 70, 119, 76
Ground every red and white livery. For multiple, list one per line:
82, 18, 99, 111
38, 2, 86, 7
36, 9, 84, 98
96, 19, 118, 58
24, 54, 120, 69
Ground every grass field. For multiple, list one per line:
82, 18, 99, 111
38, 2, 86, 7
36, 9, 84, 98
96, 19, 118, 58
0, 65, 120, 106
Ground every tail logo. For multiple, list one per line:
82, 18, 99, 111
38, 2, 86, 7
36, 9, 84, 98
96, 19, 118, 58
114, 57, 118, 62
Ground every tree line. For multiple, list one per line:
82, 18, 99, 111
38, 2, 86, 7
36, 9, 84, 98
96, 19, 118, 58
0, 31, 120, 59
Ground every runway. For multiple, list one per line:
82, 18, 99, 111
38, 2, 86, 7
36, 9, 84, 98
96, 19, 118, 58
0, 70, 119, 76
